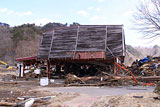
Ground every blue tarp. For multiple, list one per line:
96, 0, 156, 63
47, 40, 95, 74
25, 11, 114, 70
153, 64, 159, 69
141, 57, 149, 63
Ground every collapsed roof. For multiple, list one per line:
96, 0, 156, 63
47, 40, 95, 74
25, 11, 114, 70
37, 25, 125, 60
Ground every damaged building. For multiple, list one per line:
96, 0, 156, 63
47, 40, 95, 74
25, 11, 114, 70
37, 25, 126, 79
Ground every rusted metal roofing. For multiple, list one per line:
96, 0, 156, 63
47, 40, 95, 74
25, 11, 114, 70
74, 52, 106, 59
16, 56, 37, 62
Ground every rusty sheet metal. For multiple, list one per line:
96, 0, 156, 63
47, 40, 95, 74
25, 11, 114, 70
16, 56, 37, 62
73, 52, 105, 59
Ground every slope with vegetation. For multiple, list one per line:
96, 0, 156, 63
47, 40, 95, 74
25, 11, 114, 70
11, 24, 42, 58
0, 23, 42, 64
0, 22, 80, 64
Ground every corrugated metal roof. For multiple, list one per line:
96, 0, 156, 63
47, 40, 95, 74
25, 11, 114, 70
37, 25, 125, 60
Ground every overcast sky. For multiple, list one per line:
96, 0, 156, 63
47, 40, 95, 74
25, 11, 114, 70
0, 0, 160, 47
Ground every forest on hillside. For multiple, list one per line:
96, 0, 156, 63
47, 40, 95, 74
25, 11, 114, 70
0, 22, 80, 64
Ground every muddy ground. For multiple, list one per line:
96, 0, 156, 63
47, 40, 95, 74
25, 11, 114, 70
0, 72, 160, 107
0, 71, 78, 107
0, 80, 78, 107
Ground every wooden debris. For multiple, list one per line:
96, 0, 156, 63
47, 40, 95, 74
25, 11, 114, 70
136, 76, 160, 82
81, 76, 100, 83
65, 72, 129, 86
0, 102, 16, 106
65, 71, 160, 86
133, 96, 144, 98
65, 74, 83, 84
14, 96, 54, 107
130, 56, 160, 76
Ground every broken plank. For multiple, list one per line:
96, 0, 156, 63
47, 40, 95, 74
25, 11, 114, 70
0, 102, 16, 106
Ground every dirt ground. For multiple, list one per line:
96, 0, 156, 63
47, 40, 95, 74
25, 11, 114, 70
0, 83, 159, 107
33, 87, 160, 107
91, 92, 160, 107
0, 80, 78, 107
0, 71, 160, 107
0, 71, 78, 107
36, 87, 160, 107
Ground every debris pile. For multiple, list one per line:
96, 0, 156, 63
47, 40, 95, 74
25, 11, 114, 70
65, 73, 134, 86
130, 56, 160, 76
14, 55, 160, 87
24, 70, 39, 80
22, 69, 48, 80
64, 56, 160, 86
65, 73, 82, 84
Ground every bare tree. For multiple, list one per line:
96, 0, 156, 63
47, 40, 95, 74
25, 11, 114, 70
133, 0, 160, 39
15, 34, 41, 58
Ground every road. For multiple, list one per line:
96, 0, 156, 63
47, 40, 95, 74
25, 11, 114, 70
35, 85, 155, 107
46, 86, 154, 96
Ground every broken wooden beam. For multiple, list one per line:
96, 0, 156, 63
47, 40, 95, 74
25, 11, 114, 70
136, 76, 160, 81
0, 102, 16, 106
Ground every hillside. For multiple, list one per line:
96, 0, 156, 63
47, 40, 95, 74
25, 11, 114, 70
134, 45, 160, 57
0, 22, 74, 65
0, 26, 14, 64
152, 45, 160, 56
0, 23, 42, 65
126, 45, 144, 58
124, 45, 144, 66
11, 24, 42, 58
124, 45, 160, 66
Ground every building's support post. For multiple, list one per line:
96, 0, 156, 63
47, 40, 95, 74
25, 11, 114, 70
47, 60, 51, 80
116, 57, 121, 74
19, 64, 22, 78
113, 63, 117, 75
23, 63, 25, 77
117, 65, 120, 74
113, 58, 117, 75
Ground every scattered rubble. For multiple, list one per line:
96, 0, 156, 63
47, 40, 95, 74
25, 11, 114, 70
65, 73, 135, 86
62, 56, 160, 87
1, 55, 160, 106
130, 56, 160, 76
24, 70, 40, 80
